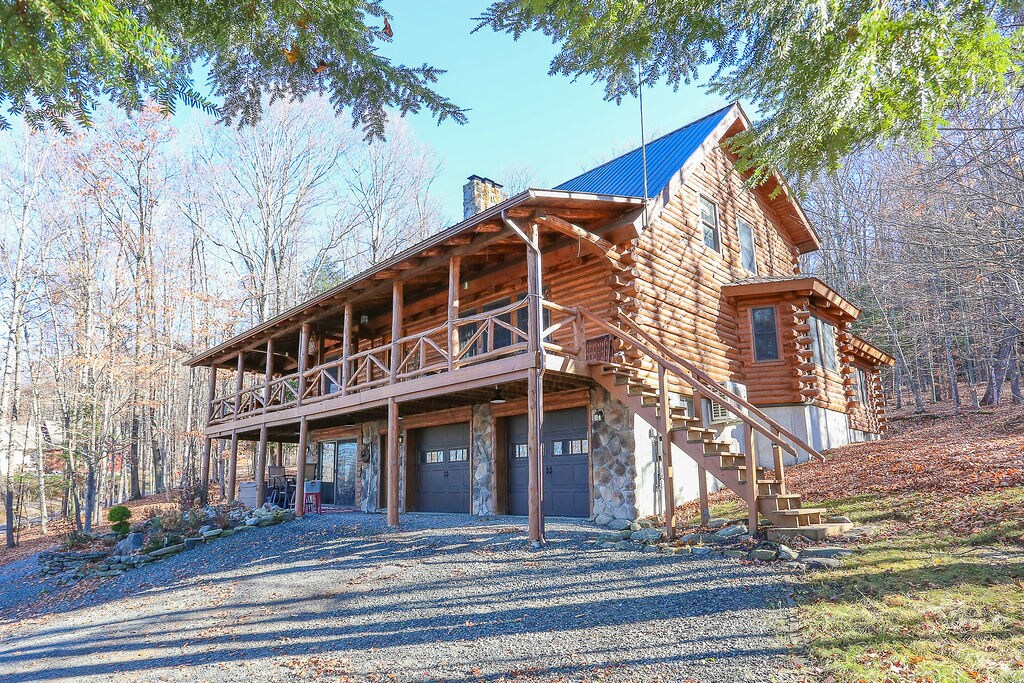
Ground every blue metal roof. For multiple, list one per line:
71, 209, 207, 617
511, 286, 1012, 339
554, 104, 734, 198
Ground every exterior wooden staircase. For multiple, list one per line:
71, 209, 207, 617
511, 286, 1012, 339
576, 306, 844, 540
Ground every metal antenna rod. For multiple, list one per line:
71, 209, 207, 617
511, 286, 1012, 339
638, 63, 650, 232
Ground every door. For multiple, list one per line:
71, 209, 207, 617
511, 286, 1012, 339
415, 423, 470, 513
334, 439, 357, 507
507, 407, 590, 518
317, 439, 357, 507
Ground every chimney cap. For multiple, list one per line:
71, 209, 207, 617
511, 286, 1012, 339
466, 174, 503, 188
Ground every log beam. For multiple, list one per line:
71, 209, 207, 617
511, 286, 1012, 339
294, 418, 308, 517
386, 397, 400, 527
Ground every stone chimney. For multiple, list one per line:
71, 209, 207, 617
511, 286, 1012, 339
463, 175, 506, 219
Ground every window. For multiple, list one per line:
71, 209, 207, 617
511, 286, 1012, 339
699, 196, 720, 251
808, 316, 838, 372
751, 306, 780, 361
857, 367, 869, 404
551, 438, 588, 456
737, 218, 757, 273
448, 448, 468, 462
458, 308, 478, 358
512, 443, 528, 459
423, 449, 444, 464
483, 298, 512, 350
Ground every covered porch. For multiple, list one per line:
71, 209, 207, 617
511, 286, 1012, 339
187, 189, 645, 544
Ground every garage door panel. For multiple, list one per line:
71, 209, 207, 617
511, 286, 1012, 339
416, 423, 470, 514
506, 408, 590, 518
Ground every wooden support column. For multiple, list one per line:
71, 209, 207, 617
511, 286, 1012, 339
207, 364, 218, 422
200, 438, 213, 505
227, 430, 239, 503
447, 255, 461, 370
296, 323, 310, 406
386, 398, 400, 527
294, 418, 308, 516
256, 426, 268, 507
390, 281, 403, 383
341, 304, 352, 395
233, 352, 244, 417
525, 221, 545, 545
276, 441, 283, 467
744, 424, 759, 533
693, 392, 710, 526
657, 366, 675, 540
263, 338, 274, 410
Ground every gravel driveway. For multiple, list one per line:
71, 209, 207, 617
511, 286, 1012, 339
0, 513, 797, 682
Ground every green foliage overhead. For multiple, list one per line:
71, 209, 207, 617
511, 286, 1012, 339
478, 0, 1023, 185
0, 0, 466, 137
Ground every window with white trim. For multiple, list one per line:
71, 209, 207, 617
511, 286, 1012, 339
737, 217, 757, 273
699, 196, 720, 251
807, 315, 839, 372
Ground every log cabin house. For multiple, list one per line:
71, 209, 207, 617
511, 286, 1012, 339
187, 103, 893, 543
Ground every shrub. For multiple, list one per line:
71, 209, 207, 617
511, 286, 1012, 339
107, 505, 132, 536
142, 532, 165, 554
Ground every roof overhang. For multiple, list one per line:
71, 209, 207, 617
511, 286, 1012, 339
722, 276, 861, 321
186, 189, 643, 368
850, 335, 895, 367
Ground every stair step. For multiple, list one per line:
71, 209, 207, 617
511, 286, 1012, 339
626, 382, 650, 396
685, 427, 716, 440
641, 392, 660, 407
703, 440, 733, 453
758, 493, 802, 511
715, 453, 747, 468
613, 373, 637, 386
770, 508, 826, 528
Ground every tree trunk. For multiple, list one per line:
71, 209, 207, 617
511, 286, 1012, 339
4, 490, 15, 548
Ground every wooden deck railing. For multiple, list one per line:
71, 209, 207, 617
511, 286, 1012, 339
208, 299, 585, 424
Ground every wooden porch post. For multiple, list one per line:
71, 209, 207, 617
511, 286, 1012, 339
386, 398, 400, 527
255, 339, 273, 506
227, 430, 239, 503
341, 303, 352, 395
294, 418, 308, 516
390, 281, 403, 383
207, 364, 218, 422
227, 351, 243, 502
263, 338, 274, 411
256, 426, 268, 507
387, 281, 403, 527
744, 423, 759, 532
296, 323, 310, 407
526, 221, 545, 545
657, 366, 675, 539
276, 441, 283, 467
200, 438, 212, 505
233, 351, 244, 417
693, 391, 711, 526
447, 255, 461, 370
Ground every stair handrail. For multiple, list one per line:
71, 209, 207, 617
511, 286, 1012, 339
576, 306, 825, 462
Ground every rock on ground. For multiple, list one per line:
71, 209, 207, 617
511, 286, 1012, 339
0, 514, 796, 683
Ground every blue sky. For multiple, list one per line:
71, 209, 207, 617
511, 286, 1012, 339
162, 2, 726, 223
366, 2, 726, 220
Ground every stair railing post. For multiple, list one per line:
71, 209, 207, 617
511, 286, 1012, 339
657, 365, 675, 539
744, 423, 759, 533
772, 443, 787, 496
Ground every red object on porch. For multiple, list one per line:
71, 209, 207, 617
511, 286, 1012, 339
303, 492, 321, 514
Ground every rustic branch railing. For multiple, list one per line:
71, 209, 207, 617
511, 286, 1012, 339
208, 298, 585, 423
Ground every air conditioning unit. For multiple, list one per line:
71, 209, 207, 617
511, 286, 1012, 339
706, 381, 747, 424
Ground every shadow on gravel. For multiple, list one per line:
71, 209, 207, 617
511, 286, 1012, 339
0, 513, 789, 682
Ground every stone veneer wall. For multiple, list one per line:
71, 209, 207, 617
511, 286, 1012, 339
471, 403, 495, 516
359, 422, 382, 512
590, 386, 639, 521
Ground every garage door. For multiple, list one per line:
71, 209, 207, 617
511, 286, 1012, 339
416, 423, 470, 513
507, 407, 590, 518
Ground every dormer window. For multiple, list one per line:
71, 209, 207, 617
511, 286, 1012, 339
699, 196, 720, 251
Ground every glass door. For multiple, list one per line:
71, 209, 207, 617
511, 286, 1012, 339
318, 441, 336, 505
